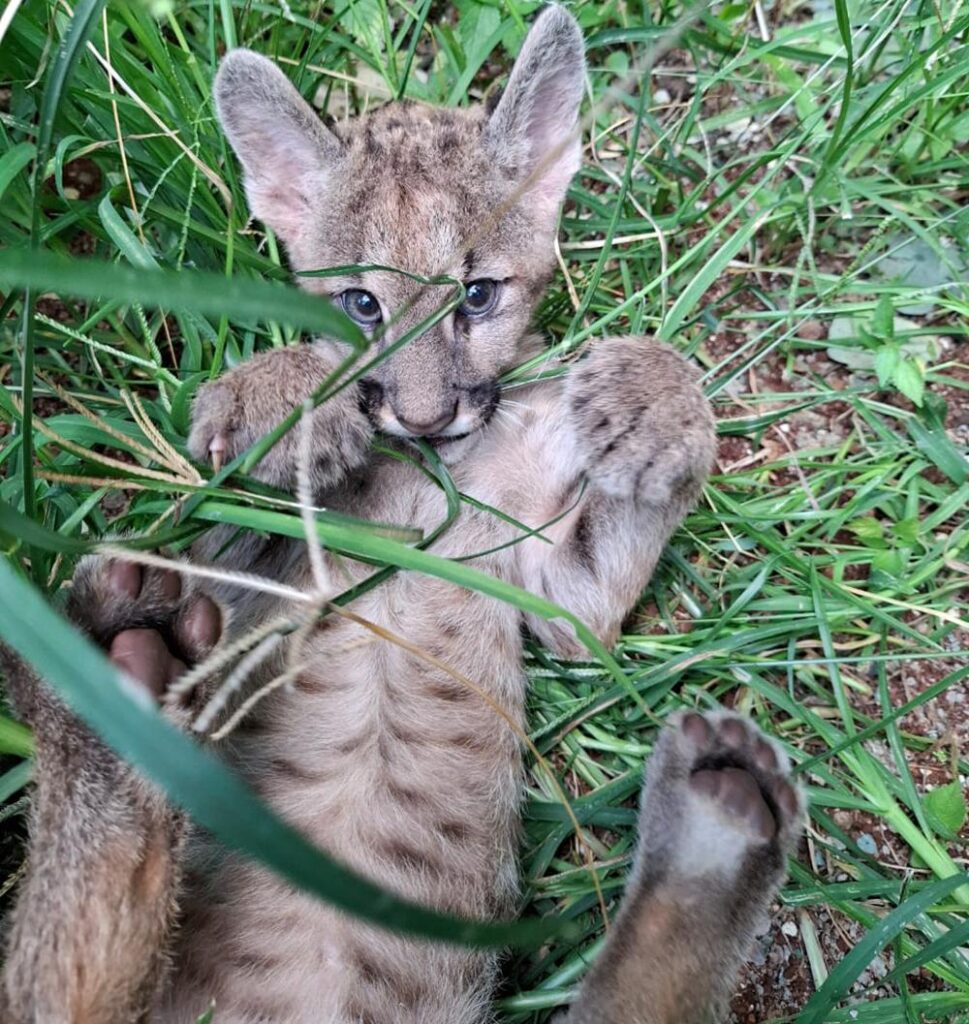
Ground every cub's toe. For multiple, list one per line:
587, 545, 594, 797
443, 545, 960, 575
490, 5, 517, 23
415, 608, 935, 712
109, 629, 183, 700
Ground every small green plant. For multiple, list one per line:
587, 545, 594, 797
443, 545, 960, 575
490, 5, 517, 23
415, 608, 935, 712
924, 781, 968, 843
864, 295, 927, 407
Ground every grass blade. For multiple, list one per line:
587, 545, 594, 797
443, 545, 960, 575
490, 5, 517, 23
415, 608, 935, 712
0, 250, 365, 345
798, 874, 969, 1024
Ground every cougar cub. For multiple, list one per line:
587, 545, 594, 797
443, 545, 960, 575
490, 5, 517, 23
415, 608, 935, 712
1, 6, 802, 1022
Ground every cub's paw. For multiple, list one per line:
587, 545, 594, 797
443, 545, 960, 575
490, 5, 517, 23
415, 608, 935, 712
567, 337, 715, 505
68, 556, 223, 702
188, 343, 372, 494
639, 711, 803, 884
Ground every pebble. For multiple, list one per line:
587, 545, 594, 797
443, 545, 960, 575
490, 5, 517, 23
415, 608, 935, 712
653, 88, 671, 104
781, 921, 799, 937
869, 956, 889, 980
796, 319, 826, 340
856, 832, 877, 855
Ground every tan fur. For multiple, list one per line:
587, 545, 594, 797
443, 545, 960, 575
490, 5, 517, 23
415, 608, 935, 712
2, 8, 803, 1024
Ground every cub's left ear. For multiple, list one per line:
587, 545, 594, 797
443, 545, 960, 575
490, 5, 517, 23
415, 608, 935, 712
485, 4, 585, 219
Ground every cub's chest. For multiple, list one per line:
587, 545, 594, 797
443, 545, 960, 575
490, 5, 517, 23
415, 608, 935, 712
336, 452, 515, 550
315, 567, 524, 690
268, 445, 533, 714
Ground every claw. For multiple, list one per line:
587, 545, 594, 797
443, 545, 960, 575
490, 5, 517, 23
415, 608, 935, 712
209, 434, 227, 473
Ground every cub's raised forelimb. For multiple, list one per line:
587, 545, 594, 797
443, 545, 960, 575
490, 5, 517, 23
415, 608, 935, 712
517, 337, 716, 657
0, 559, 222, 1024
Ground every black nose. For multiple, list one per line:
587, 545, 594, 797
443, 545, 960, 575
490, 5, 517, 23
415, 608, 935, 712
395, 403, 457, 437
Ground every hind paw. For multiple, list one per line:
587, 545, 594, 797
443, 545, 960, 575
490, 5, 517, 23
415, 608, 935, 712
68, 556, 223, 701
639, 711, 803, 882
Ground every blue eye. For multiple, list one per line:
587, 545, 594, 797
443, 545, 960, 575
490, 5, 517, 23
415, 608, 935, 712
459, 279, 499, 317
341, 289, 383, 326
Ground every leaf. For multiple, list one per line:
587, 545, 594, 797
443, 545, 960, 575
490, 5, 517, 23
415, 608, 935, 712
192, 500, 627, 684
0, 142, 36, 202
797, 873, 969, 1024
870, 548, 904, 585
36, 0, 108, 169
847, 517, 887, 549
906, 406, 968, 485
0, 558, 566, 949
884, 918, 969, 984
51, 133, 98, 199
658, 211, 768, 342
827, 315, 939, 368
717, 2, 748, 19
0, 761, 32, 803
18, 0, 111, 541
458, 1, 501, 69
0, 498, 92, 555
445, 17, 508, 105
98, 194, 160, 270
857, 325, 877, 348
871, 293, 895, 339
0, 715, 34, 758
890, 517, 919, 546
822, 993, 969, 1021
605, 50, 630, 75
874, 344, 899, 387
893, 358, 924, 407
343, 0, 385, 58
924, 782, 967, 841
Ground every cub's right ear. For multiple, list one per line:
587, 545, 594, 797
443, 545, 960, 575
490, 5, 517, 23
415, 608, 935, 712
214, 50, 342, 247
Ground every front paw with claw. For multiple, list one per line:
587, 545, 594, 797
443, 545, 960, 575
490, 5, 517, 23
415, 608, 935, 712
568, 337, 716, 506
187, 343, 373, 495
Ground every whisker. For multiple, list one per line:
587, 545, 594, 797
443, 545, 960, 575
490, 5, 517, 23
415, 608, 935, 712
494, 406, 524, 429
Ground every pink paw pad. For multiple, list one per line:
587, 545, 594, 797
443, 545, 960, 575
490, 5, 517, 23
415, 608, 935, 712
102, 560, 223, 701
680, 712, 800, 844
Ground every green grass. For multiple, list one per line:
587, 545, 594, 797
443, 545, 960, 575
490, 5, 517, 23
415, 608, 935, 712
1, 0, 968, 1021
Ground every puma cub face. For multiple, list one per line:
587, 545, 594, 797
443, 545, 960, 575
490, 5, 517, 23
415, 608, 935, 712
214, 12, 584, 438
